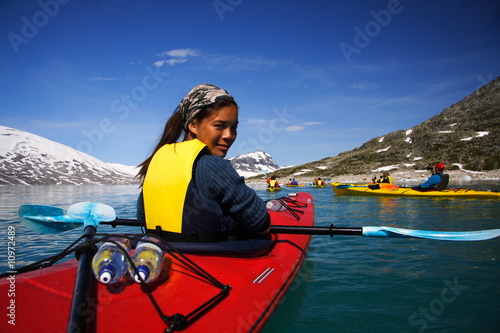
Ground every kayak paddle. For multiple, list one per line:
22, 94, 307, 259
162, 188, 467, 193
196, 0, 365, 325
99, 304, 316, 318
259, 167, 270, 177
65, 202, 116, 333
19, 203, 500, 241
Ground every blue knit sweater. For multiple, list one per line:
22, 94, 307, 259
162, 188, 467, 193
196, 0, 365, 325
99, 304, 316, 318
137, 154, 269, 234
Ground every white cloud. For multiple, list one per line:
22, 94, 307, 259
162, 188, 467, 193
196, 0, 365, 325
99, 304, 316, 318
164, 48, 198, 58
244, 118, 268, 125
302, 122, 323, 126
153, 60, 166, 67
285, 125, 305, 132
202, 53, 288, 72
350, 80, 380, 90
155, 48, 199, 67
165, 58, 188, 66
86, 77, 119, 81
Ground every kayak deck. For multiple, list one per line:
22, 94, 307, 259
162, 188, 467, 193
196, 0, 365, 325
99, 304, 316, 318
0, 192, 314, 333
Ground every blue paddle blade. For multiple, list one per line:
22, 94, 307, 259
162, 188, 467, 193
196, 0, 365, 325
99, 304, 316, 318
362, 226, 500, 241
259, 167, 270, 177
68, 202, 116, 228
19, 202, 117, 233
19, 205, 84, 233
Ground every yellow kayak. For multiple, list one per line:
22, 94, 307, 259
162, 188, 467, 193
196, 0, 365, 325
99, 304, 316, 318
267, 186, 283, 192
332, 185, 500, 199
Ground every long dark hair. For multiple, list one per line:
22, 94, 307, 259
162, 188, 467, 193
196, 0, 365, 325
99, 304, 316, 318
136, 98, 238, 182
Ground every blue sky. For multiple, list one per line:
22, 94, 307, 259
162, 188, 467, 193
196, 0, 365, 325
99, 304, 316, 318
1, 0, 499, 167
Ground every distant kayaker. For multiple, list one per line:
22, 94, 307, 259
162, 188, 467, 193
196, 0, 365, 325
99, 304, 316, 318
289, 178, 298, 185
136, 84, 270, 241
372, 172, 394, 184
416, 163, 449, 191
267, 176, 280, 188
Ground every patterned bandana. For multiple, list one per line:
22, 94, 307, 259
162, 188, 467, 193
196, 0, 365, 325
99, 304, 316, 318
177, 84, 234, 128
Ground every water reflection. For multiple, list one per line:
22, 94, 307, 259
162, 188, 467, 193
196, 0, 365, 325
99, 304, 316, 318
1, 183, 499, 332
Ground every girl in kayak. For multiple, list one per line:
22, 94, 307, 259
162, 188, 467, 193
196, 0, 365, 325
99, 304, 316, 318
136, 84, 270, 242
267, 176, 281, 188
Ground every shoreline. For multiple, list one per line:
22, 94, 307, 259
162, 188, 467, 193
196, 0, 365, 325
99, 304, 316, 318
248, 169, 500, 185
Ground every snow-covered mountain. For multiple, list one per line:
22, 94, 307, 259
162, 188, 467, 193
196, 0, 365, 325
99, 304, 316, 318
0, 125, 281, 185
0, 126, 137, 185
228, 151, 281, 178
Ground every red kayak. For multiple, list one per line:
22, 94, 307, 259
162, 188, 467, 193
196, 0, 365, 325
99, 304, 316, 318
0, 192, 314, 332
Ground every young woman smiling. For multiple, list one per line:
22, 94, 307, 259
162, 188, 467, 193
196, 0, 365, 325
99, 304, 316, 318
136, 84, 270, 242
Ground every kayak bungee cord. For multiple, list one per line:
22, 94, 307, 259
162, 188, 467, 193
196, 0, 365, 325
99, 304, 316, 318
266, 196, 308, 220
0, 233, 231, 333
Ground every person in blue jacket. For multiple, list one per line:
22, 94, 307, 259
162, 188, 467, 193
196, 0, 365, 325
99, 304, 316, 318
416, 163, 449, 191
136, 84, 270, 242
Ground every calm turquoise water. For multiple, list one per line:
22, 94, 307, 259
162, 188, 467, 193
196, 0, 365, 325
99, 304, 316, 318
1, 182, 499, 332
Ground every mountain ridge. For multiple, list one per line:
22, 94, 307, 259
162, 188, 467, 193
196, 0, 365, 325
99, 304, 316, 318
0, 125, 138, 185
1, 77, 498, 185
264, 76, 500, 179
0, 125, 280, 185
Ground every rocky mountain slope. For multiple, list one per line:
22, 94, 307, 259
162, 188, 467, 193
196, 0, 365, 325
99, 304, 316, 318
267, 76, 500, 179
0, 126, 137, 185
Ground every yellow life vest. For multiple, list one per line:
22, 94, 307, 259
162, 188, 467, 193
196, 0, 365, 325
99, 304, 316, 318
269, 179, 278, 187
143, 139, 208, 233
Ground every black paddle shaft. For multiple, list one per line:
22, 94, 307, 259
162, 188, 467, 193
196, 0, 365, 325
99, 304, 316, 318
68, 225, 97, 333
270, 224, 362, 237
107, 219, 363, 237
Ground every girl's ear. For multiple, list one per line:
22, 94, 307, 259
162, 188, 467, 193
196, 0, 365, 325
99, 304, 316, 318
187, 121, 198, 137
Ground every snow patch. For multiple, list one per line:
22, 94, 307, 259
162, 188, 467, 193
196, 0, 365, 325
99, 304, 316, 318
376, 146, 391, 153
452, 163, 483, 174
460, 131, 490, 141
107, 163, 139, 176
378, 136, 384, 143
371, 165, 399, 172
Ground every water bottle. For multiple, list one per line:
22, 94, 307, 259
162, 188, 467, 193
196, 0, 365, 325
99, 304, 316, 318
129, 236, 167, 283
266, 199, 286, 211
91, 237, 131, 284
